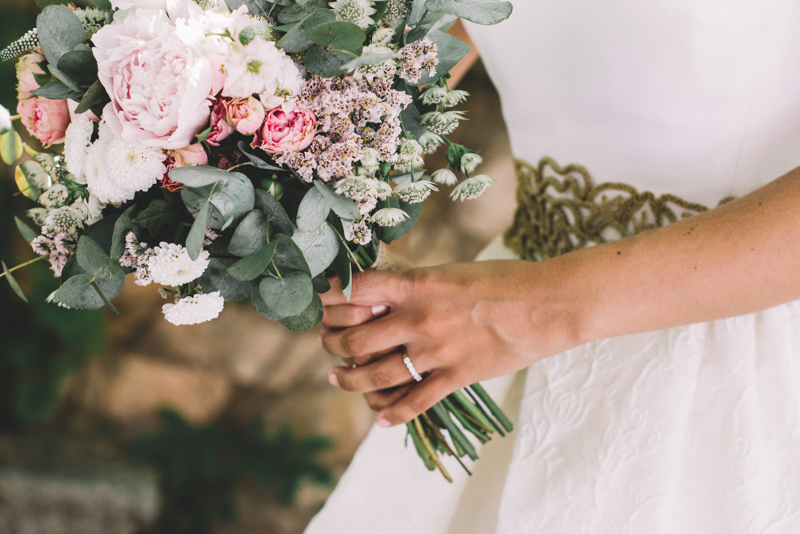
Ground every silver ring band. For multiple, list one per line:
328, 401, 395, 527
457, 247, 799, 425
403, 355, 423, 382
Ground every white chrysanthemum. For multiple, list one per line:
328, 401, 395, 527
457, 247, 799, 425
64, 113, 95, 183
393, 180, 438, 204
162, 291, 225, 325
432, 168, 458, 186
0, 103, 11, 134
222, 37, 303, 109
451, 174, 494, 201
460, 153, 483, 174
370, 207, 408, 227
146, 242, 210, 286
330, 0, 376, 29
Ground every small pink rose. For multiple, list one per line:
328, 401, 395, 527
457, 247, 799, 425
224, 96, 265, 135
16, 52, 45, 100
206, 97, 234, 146
161, 143, 209, 192
253, 104, 317, 154
18, 96, 70, 148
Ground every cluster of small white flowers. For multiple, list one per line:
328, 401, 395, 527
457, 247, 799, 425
450, 175, 495, 201
330, 0, 376, 30
64, 113, 95, 183
399, 37, 438, 84
382, 0, 410, 23
119, 232, 155, 286
421, 110, 466, 136
393, 180, 438, 204
162, 291, 225, 325
31, 232, 76, 277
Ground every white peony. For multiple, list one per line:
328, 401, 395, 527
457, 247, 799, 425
222, 37, 303, 109
162, 291, 225, 325
146, 242, 210, 286
93, 8, 216, 149
64, 113, 95, 184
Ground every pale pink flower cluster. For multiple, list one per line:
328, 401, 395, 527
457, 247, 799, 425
31, 232, 76, 277
119, 232, 155, 286
16, 52, 69, 147
276, 74, 411, 182
399, 37, 438, 84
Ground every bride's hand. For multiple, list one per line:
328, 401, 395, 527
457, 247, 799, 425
319, 260, 584, 427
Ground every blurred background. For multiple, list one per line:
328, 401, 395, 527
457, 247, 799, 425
0, 2, 516, 532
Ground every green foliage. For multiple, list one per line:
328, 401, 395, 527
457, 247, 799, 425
135, 409, 333, 534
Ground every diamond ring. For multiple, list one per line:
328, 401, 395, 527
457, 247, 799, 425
403, 355, 423, 382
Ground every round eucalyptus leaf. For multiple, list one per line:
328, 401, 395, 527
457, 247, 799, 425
280, 293, 324, 332
296, 186, 330, 232
254, 190, 294, 237
251, 282, 284, 320
259, 271, 314, 318
304, 45, 353, 78
306, 21, 366, 53
228, 209, 267, 257
197, 257, 255, 301
291, 223, 339, 278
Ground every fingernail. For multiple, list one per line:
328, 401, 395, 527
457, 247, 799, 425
328, 371, 339, 387
371, 304, 389, 316
376, 417, 391, 428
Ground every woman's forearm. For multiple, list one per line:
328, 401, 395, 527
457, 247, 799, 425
545, 165, 800, 345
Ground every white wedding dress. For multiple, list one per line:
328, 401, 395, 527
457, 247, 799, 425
305, 1, 800, 532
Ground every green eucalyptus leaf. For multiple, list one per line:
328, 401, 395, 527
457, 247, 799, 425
169, 166, 234, 188
228, 209, 268, 257
306, 21, 366, 53
53, 273, 92, 305
303, 45, 353, 78
0, 130, 23, 165
291, 222, 339, 278
209, 191, 236, 231
91, 281, 119, 314
409, 29, 471, 86
277, 9, 336, 54
251, 282, 284, 320
330, 243, 352, 301
226, 240, 278, 282
2, 261, 28, 303
186, 199, 210, 261
312, 273, 331, 293
279, 292, 323, 331
30, 79, 82, 101
133, 199, 175, 235
77, 235, 124, 280
271, 233, 311, 275
407, 0, 429, 27
254, 190, 294, 236
259, 270, 314, 317
425, 0, 513, 25
182, 174, 255, 230
75, 80, 109, 115
237, 141, 284, 171
340, 51, 400, 71
110, 205, 140, 260
59, 255, 125, 309
37, 5, 86, 67
399, 99, 427, 140
276, 0, 326, 23
14, 217, 39, 244
225, 0, 272, 16
296, 187, 330, 232
57, 49, 98, 86
88, 0, 113, 9
197, 257, 255, 300
81, 216, 117, 256
47, 64, 81, 93
312, 180, 360, 220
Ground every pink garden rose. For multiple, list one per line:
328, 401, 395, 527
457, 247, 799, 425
224, 96, 265, 135
206, 97, 234, 146
18, 96, 70, 148
16, 52, 45, 100
92, 8, 216, 149
161, 143, 209, 192
253, 104, 317, 154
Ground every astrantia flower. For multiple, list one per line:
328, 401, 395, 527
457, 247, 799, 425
418, 131, 443, 155
421, 111, 465, 136
43, 206, 85, 237
71, 194, 107, 226
222, 38, 302, 109
330, 0, 376, 30
432, 167, 458, 186
395, 139, 424, 172
40, 184, 69, 209
374, 180, 392, 200
451, 174, 494, 201
162, 291, 225, 326
421, 86, 469, 108
64, 113, 95, 184
335, 175, 378, 202
370, 207, 408, 227
460, 153, 483, 174
393, 180, 438, 204
342, 218, 372, 245
146, 242, 210, 286
359, 147, 381, 175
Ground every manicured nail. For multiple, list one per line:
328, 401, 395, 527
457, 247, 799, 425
328, 371, 339, 387
371, 304, 389, 316
376, 417, 391, 428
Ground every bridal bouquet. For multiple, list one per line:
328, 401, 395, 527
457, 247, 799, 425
0, 0, 511, 480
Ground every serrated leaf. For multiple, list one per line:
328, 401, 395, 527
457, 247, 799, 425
254, 190, 294, 237
277, 8, 336, 54
77, 234, 123, 280
53, 273, 92, 304
169, 165, 234, 188
15, 217, 39, 244
291, 222, 338, 278
425, 0, 513, 25
279, 292, 323, 331
259, 270, 314, 317
75, 79, 109, 115
313, 180, 360, 220
1, 130, 23, 166
306, 21, 366, 53
2, 261, 28, 303
226, 240, 278, 282
296, 187, 330, 232
37, 5, 86, 67
228, 209, 268, 257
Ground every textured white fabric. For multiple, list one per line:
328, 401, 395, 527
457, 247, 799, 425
305, 1, 800, 532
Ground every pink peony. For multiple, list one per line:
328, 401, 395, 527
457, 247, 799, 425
253, 105, 317, 154
224, 96, 265, 135
16, 52, 45, 100
18, 96, 70, 148
205, 97, 234, 146
161, 143, 208, 192
92, 8, 215, 149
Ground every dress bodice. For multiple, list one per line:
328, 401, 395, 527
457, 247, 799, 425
466, 0, 800, 206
